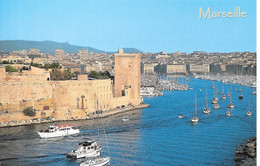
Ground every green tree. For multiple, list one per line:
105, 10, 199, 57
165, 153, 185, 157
5, 65, 18, 72
23, 107, 36, 117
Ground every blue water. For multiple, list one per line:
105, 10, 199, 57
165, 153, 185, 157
0, 78, 256, 166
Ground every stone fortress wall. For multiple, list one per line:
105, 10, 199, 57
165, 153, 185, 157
0, 50, 141, 123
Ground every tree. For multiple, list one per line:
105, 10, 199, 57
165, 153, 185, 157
5, 65, 18, 72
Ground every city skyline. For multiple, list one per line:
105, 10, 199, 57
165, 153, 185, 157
0, 0, 256, 53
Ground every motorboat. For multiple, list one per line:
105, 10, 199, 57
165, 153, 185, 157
80, 157, 110, 166
191, 94, 199, 123
213, 104, 220, 109
66, 138, 102, 159
122, 116, 129, 122
37, 124, 80, 138
178, 114, 184, 119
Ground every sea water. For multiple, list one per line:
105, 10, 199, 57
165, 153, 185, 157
0, 78, 256, 166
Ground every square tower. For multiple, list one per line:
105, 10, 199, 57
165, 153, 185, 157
114, 49, 141, 105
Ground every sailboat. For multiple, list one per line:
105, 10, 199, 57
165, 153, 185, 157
211, 85, 218, 104
191, 94, 199, 123
80, 100, 111, 166
221, 83, 226, 100
211, 81, 215, 89
228, 85, 235, 109
246, 95, 252, 116
226, 108, 231, 116
203, 83, 211, 114
227, 87, 230, 97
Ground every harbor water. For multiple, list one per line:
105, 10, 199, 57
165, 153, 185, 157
0, 78, 256, 166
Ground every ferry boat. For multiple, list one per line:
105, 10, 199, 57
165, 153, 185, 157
66, 138, 101, 159
37, 124, 80, 138
191, 94, 199, 123
80, 157, 110, 166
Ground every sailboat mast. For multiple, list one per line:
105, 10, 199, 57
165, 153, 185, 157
206, 83, 208, 107
230, 85, 232, 103
195, 93, 197, 117
249, 94, 250, 111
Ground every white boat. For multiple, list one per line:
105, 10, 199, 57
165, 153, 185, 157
213, 104, 220, 109
191, 94, 199, 123
37, 124, 80, 138
221, 83, 226, 100
228, 85, 235, 109
122, 116, 129, 122
80, 157, 110, 166
66, 138, 102, 159
199, 89, 202, 92
203, 84, 211, 114
226, 110, 231, 116
211, 85, 218, 104
253, 91, 256, 95
239, 88, 243, 92
246, 95, 252, 116
178, 114, 184, 119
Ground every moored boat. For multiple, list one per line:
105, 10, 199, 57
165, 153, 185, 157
66, 138, 102, 159
191, 94, 199, 123
246, 95, 252, 116
203, 83, 211, 114
37, 124, 80, 138
80, 157, 110, 166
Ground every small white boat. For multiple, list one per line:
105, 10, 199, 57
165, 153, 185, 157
221, 95, 226, 100
239, 88, 243, 92
203, 84, 210, 114
80, 157, 110, 166
178, 114, 184, 119
213, 104, 220, 109
66, 138, 101, 159
226, 110, 231, 116
211, 99, 218, 104
191, 94, 199, 123
122, 116, 129, 122
246, 111, 252, 116
228, 85, 235, 109
228, 103, 235, 109
203, 108, 211, 114
37, 124, 80, 138
246, 95, 252, 116
253, 91, 256, 95
199, 89, 202, 92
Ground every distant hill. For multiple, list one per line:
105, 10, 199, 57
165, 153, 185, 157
0, 40, 142, 53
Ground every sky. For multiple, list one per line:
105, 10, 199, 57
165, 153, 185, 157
0, 0, 256, 53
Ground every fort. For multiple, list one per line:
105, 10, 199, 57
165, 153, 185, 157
0, 49, 147, 127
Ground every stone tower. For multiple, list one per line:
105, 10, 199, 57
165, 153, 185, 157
114, 49, 141, 105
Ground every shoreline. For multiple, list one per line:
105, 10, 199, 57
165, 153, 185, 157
193, 74, 256, 87
0, 104, 149, 128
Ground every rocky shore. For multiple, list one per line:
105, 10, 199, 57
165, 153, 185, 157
235, 138, 256, 166
0, 104, 149, 128
195, 74, 256, 88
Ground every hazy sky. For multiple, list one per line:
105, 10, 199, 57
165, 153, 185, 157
0, 0, 256, 52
